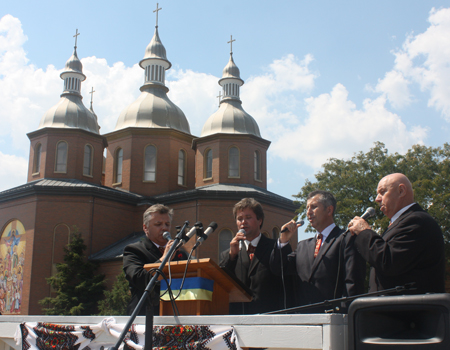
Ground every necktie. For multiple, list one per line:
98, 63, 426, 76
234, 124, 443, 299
247, 244, 256, 260
159, 246, 166, 256
314, 233, 323, 258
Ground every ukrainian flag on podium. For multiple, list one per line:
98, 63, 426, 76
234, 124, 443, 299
160, 277, 214, 301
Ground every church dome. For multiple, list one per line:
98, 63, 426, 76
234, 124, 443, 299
140, 27, 171, 69
114, 85, 190, 133
38, 46, 99, 134
62, 48, 85, 77
201, 48, 260, 138
115, 25, 190, 134
39, 94, 100, 134
220, 54, 242, 81
201, 99, 260, 137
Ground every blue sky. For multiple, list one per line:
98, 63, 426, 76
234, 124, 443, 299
1, 1, 450, 237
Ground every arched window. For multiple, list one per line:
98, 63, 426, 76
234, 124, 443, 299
228, 146, 239, 178
204, 148, 212, 179
144, 145, 157, 182
114, 148, 123, 184
218, 229, 233, 258
33, 143, 41, 174
254, 150, 261, 181
55, 141, 68, 173
178, 149, 186, 186
83, 144, 93, 176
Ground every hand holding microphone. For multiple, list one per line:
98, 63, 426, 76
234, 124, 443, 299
279, 218, 305, 244
346, 207, 376, 236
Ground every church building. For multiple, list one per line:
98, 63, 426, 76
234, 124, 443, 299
0, 12, 297, 315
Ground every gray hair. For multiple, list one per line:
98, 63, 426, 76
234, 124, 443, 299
307, 190, 337, 217
143, 204, 173, 228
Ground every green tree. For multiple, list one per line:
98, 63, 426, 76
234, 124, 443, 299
39, 227, 105, 315
97, 271, 131, 315
294, 142, 450, 255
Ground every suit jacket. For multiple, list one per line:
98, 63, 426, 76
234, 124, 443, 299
271, 226, 366, 311
220, 234, 291, 314
354, 203, 445, 294
123, 236, 187, 316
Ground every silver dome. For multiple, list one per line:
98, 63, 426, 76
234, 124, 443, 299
201, 99, 260, 137
39, 94, 100, 134
61, 48, 85, 78
140, 27, 171, 69
114, 86, 190, 134
221, 54, 241, 81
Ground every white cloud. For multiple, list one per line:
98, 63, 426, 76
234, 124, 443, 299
375, 7, 450, 119
0, 152, 28, 192
270, 84, 427, 168
167, 68, 218, 136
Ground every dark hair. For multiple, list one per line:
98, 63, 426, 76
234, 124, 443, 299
307, 190, 337, 216
233, 198, 264, 228
143, 204, 173, 228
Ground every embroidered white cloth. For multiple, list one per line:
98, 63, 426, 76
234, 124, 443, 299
15, 317, 241, 350
15, 318, 109, 350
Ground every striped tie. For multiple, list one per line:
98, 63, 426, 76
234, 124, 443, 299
314, 233, 323, 258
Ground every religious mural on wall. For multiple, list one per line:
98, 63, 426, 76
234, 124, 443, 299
0, 219, 26, 314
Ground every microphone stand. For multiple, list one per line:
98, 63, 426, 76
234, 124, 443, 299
109, 221, 189, 350
264, 283, 416, 315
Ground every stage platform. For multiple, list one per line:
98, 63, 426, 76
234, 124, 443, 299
0, 313, 347, 350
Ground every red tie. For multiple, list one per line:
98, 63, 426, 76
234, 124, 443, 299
247, 244, 256, 260
159, 246, 166, 256
314, 233, 323, 258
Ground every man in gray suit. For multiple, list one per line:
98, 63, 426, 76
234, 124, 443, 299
271, 190, 365, 312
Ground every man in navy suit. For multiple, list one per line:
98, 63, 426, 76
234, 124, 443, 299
271, 190, 365, 312
123, 204, 187, 315
220, 198, 291, 314
348, 173, 445, 294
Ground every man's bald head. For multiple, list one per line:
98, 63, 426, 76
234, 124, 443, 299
375, 173, 414, 219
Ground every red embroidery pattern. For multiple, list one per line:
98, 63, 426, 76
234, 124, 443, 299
152, 325, 215, 349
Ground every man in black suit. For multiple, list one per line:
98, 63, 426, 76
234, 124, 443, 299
220, 198, 289, 314
271, 190, 365, 312
123, 204, 187, 316
348, 173, 445, 294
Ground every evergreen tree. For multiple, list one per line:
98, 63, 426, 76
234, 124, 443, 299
39, 227, 105, 315
97, 271, 131, 315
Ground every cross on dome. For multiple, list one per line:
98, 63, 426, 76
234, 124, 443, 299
228, 35, 236, 54
154, 3, 162, 28
73, 29, 80, 49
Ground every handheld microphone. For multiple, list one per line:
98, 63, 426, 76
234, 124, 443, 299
344, 207, 376, 236
193, 222, 218, 248
238, 229, 246, 251
162, 231, 171, 241
280, 219, 305, 233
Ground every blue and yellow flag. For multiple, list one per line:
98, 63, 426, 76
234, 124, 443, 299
160, 277, 214, 301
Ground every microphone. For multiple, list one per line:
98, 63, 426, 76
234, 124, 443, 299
193, 222, 218, 248
238, 229, 246, 251
280, 219, 305, 233
176, 222, 202, 249
344, 207, 376, 236
162, 231, 171, 241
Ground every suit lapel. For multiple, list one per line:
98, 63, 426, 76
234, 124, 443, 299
309, 227, 340, 279
144, 237, 162, 261
382, 204, 421, 237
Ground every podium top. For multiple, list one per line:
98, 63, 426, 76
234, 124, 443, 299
144, 258, 252, 302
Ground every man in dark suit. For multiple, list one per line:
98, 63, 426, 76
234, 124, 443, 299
123, 204, 187, 316
348, 173, 445, 294
270, 190, 365, 312
220, 198, 290, 314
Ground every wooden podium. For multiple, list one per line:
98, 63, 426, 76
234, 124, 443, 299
144, 258, 252, 316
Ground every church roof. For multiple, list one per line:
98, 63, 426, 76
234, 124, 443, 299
90, 231, 145, 261
0, 178, 143, 205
